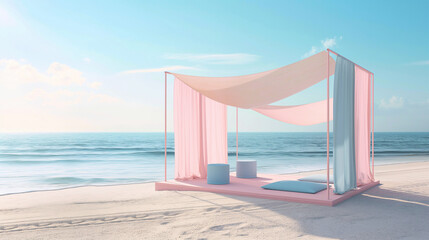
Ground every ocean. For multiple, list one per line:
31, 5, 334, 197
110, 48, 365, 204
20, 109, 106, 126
0, 132, 428, 195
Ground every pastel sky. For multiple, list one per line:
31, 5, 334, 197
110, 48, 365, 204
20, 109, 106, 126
0, 0, 428, 132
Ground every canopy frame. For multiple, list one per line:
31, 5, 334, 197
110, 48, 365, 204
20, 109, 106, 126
163, 49, 375, 201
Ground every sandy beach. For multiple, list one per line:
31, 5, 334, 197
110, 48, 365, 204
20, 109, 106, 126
1, 0, 428, 239
0, 160, 428, 240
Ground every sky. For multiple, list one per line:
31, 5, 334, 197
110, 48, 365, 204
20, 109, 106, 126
0, 0, 428, 132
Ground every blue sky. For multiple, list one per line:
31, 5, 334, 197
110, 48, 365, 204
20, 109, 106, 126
0, 0, 428, 132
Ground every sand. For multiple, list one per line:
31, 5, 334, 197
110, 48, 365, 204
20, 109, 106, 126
0, 161, 428, 240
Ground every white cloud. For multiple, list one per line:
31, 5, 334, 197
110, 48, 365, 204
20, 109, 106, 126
165, 53, 259, 65
0, 59, 86, 86
0, 59, 46, 85
0, 59, 145, 132
88, 81, 102, 89
47, 62, 86, 86
121, 65, 196, 74
408, 60, 429, 66
303, 36, 342, 58
27, 88, 120, 107
379, 96, 404, 109
0, 59, 118, 110
322, 38, 337, 49
83, 57, 91, 63
303, 47, 318, 58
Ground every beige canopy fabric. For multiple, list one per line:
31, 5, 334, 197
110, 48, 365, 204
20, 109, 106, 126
170, 51, 336, 108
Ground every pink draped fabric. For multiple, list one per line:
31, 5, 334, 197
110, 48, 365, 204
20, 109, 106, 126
252, 99, 333, 126
355, 66, 373, 185
174, 78, 228, 180
171, 51, 336, 108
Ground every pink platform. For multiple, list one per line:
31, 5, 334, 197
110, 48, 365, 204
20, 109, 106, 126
155, 173, 379, 206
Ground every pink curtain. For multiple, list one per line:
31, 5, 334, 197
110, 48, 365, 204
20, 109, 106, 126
252, 98, 333, 126
174, 78, 228, 180
355, 66, 373, 185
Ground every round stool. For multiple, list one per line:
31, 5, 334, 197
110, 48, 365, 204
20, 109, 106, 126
236, 160, 257, 178
207, 164, 230, 185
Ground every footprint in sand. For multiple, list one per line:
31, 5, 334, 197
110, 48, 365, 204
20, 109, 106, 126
208, 222, 242, 232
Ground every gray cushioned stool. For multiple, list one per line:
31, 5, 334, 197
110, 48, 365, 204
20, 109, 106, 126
236, 160, 257, 178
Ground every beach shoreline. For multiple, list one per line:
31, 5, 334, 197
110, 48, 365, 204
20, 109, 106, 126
0, 160, 428, 239
1, 156, 428, 197
2, 132, 427, 196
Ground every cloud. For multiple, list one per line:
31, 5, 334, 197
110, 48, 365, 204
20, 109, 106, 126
165, 53, 259, 65
47, 62, 86, 86
303, 47, 318, 58
83, 57, 91, 63
0, 59, 46, 85
27, 88, 121, 107
121, 65, 196, 74
0, 58, 118, 107
322, 38, 337, 49
0, 59, 137, 132
0, 59, 86, 86
379, 96, 404, 109
408, 60, 429, 66
88, 81, 102, 89
303, 36, 342, 58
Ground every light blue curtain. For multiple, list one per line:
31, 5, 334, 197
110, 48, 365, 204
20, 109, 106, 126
333, 56, 356, 194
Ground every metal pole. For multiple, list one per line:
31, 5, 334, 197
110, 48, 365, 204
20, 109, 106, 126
236, 107, 238, 161
164, 72, 167, 181
372, 73, 375, 181
326, 50, 330, 199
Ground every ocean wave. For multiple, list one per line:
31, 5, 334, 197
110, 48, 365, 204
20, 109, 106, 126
0, 160, 102, 164
1, 132, 427, 196
229, 150, 429, 156
0, 159, 167, 165
0, 150, 176, 158
10, 146, 175, 152
41, 177, 149, 185
374, 151, 429, 156
228, 151, 334, 157
2, 149, 428, 160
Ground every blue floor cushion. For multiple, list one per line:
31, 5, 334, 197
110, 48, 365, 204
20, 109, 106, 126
298, 174, 334, 184
261, 180, 327, 194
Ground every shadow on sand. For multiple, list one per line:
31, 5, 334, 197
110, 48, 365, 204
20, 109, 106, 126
177, 184, 429, 239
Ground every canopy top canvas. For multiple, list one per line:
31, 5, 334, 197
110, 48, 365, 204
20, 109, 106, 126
168, 51, 336, 108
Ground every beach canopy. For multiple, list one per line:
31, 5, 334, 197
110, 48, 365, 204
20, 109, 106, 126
168, 50, 374, 196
